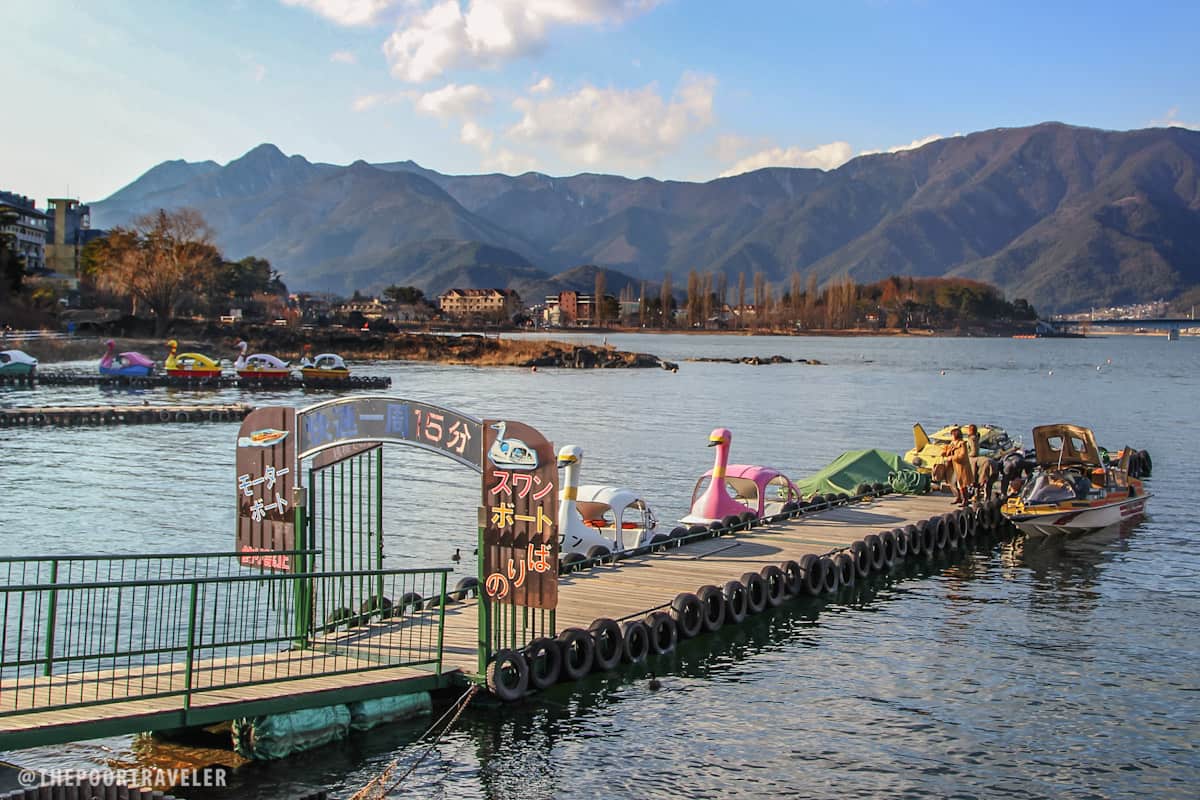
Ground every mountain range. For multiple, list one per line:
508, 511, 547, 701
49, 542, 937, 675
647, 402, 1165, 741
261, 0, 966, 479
90, 122, 1200, 312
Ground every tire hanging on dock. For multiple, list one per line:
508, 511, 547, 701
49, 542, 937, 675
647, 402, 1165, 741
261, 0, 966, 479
589, 618, 624, 671
645, 611, 678, 655
759, 566, 787, 608
891, 527, 909, 559
670, 593, 704, 639
525, 638, 562, 690
557, 628, 595, 680
834, 552, 856, 588
723, 580, 749, 623
697, 584, 726, 631
904, 525, 923, 557
800, 554, 824, 595
620, 620, 651, 663
780, 560, 804, 595
488, 649, 529, 702
741, 572, 768, 614
820, 557, 840, 593
880, 530, 898, 568
864, 534, 885, 572
850, 541, 871, 578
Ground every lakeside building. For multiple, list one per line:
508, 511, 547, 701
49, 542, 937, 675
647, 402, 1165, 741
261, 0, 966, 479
543, 290, 594, 326
44, 198, 102, 284
0, 191, 48, 273
439, 288, 522, 321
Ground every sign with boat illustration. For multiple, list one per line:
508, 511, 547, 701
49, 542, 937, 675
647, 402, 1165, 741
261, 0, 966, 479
235, 406, 297, 571
481, 419, 559, 610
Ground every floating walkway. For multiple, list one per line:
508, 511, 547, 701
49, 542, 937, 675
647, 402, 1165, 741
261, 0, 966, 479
0, 373, 392, 390
0, 491, 1009, 751
0, 403, 254, 427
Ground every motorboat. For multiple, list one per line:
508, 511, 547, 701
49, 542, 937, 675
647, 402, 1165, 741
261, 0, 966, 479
680, 428, 801, 525
1002, 423, 1151, 536
99, 339, 154, 377
904, 422, 1018, 472
0, 349, 37, 376
556, 445, 659, 558
299, 346, 350, 381
165, 340, 222, 378
235, 340, 291, 380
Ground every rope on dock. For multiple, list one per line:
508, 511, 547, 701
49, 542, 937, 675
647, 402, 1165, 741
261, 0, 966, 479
0, 404, 254, 427
0, 373, 392, 390
348, 684, 480, 800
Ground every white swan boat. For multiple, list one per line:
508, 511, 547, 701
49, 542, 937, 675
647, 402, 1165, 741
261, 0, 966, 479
557, 445, 659, 560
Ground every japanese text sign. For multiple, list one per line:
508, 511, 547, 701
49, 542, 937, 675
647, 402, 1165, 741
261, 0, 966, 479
481, 419, 559, 609
236, 406, 298, 571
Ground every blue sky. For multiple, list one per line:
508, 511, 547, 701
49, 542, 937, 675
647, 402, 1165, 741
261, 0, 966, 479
6, 0, 1199, 205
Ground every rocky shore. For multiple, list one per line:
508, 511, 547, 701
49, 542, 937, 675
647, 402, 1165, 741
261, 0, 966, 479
686, 355, 823, 365
19, 325, 679, 371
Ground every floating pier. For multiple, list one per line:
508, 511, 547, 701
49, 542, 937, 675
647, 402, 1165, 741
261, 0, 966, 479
0, 403, 254, 427
0, 373, 391, 390
0, 490, 1009, 751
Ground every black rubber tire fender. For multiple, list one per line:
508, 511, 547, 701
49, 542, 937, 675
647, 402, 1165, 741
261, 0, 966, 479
586, 544, 612, 561
904, 525, 923, 557
920, 519, 937, 552
645, 611, 678, 655
891, 527, 909, 558
834, 552, 856, 588
721, 514, 743, 532
670, 593, 703, 639
557, 627, 595, 680
864, 534, 886, 572
488, 649, 529, 702
780, 560, 804, 595
945, 512, 962, 546
740, 571, 768, 614
759, 565, 786, 608
454, 576, 480, 599
850, 540, 871, 578
525, 637, 562, 690
739, 511, 758, 530
649, 533, 671, 552
799, 553, 824, 595
933, 516, 949, 550
620, 620, 651, 664
880, 529, 898, 567
697, 584, 726, 632
723, 580, 748, 623
686, 525, 708, 538
820, 556, 840, 593
589, 618, 624, 672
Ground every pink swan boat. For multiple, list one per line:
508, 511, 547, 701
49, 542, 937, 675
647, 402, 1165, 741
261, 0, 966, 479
99, 339, 155, 377
681, 427, 802, 525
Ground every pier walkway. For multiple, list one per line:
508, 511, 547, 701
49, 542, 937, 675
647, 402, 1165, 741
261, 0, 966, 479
0, 491, 994, 752
0, 404, 253, 427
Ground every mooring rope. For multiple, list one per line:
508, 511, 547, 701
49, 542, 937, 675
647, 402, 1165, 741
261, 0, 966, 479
348, 684, 480, 800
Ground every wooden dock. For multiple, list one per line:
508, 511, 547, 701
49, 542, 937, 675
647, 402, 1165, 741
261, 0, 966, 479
0, 403, 254, 427
0, 492, 1008, 751
0, 373, 391, 390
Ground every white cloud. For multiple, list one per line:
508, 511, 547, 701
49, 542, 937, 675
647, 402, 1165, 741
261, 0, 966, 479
1150, 106, 1200, 130
351, 91, 406, 111
414, 83, 492, 119
460, 120, 494, 150
719, 141, 853, 177
384, 0, 662, 83
485, 148, 539, 174
508, 73, 715, 167
330, 50, 358, 64
281, 0, 397, 26
528, 76, 554, 94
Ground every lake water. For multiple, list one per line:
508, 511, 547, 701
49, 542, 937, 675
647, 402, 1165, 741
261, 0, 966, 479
1, 333, 1197, 798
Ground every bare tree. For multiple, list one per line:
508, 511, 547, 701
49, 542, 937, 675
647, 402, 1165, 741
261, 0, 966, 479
737, 271, 746, 329
659, 271, 673, 328
593, 269, 607, 326
89, 208, 220, 335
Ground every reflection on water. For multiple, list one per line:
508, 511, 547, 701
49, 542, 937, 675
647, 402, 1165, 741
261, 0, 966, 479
2, 336, 1197, 798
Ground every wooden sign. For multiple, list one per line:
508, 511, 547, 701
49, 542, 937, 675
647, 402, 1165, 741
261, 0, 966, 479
235, 407, 297, 571
481, 420, 559, 610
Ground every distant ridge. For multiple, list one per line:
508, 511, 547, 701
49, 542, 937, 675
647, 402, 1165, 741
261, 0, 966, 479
91, 122, 1200, 312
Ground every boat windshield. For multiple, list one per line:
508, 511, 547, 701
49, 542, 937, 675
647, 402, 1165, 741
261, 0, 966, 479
1020, 469, 1091, 504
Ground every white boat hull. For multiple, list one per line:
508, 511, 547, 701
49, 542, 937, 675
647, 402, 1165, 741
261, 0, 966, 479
1008, 493, 1150, 536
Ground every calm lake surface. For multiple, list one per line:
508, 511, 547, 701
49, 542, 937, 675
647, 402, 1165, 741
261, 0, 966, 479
1, 333, 1197, 798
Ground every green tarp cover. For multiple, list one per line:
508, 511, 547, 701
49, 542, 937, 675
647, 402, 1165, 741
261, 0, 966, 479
795, 449, 918, 498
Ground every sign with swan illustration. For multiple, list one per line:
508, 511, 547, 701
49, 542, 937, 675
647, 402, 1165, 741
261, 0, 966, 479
482, 419, 559, 609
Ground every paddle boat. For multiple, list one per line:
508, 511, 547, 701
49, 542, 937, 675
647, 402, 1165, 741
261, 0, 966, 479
904, 421, 1018, 472
99, 339, 155, 377
0, 350, 37, 377
298, 344, 351, 381
556, 445, 660, 559
681, 427, 802, 525
165, 340, 223, 379
1002, 423, 1151, 537
234, 340, 291, 380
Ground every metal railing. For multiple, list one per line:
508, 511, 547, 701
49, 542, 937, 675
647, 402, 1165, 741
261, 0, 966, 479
1, 559, 450, 717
